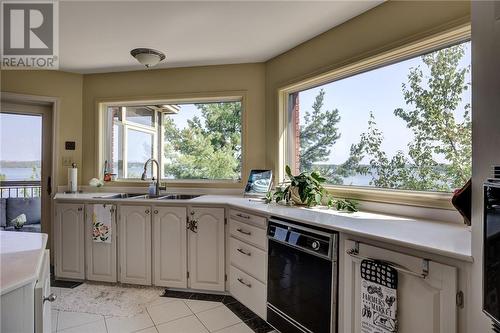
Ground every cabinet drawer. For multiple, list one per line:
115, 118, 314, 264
229, 265, 266, 320
229, 237, 266, 283
229, 209, 266, 228
229, 219, 267, 250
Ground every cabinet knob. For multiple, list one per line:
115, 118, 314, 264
145, 209, 150, 214
43, 293, 57, 303
154, 210, 158, 214
77, 207, 83, 212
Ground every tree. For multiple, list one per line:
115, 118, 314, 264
163, 102, 242, 180
346, 44, 471, 191
299, 89, 342, 183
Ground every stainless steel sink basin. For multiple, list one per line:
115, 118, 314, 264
158, 194, 202, 200
93, 193, 202, 200
93, 193, 145, 199
130, 194, 164, 199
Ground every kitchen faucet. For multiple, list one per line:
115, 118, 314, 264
140, 158, 165, 196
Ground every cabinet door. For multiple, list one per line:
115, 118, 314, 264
342, 240, 458, 333
118, 205, 152, 285
55, 203, 85, 279
85, 205, 117, 282
188, 207, 225, 291
153, 206, 187, 288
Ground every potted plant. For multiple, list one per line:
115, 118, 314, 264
266, 165, 358, 212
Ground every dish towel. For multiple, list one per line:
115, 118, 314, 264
92, 204, 113, 243
360, 259, 398, 333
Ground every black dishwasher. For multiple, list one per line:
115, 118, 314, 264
267, 218, 338, 333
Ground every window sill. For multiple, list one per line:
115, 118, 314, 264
104, 179, 243, 189
327, 185, 454, 210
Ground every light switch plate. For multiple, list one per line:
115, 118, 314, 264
62, 156, 73, 167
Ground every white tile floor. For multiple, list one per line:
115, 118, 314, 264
50, 287, 262, 333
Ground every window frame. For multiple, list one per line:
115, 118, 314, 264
109, 106, 158, 179
98, 93, 245, 187
277, 24, 471, 210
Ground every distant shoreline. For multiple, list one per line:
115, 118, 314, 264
0, 161, 41, 168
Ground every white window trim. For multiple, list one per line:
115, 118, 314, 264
97, 94, 245, 186
277, 24, 471, 210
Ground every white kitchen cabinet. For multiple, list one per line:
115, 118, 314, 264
153, 206, 188, 288
85, 204, 117, 282
187, 207, 225, 291
54, 203, 85, 280
342, 239, 458, 333
118, 205, 152, 285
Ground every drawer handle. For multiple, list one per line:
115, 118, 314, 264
237, 228, 251, 236
236, 213, 250, 219
237, 248, 251, 256
237, 277, 252, 288
43, 293, 57, 303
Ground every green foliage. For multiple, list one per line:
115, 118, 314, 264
299, 89, 341, 181
163, 102, 242, 180
0, 173, 5, 181
345, 44, 471, 191
267, 165, 358, 212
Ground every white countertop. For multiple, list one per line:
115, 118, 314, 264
54, 192, 472, 262
0, 231, 47, 295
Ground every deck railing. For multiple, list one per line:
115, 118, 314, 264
0, 181, 42, 198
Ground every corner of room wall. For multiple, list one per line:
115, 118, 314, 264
469, 1, 499, 331
1, 70, 84, 187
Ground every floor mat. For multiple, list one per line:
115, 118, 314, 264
52, 282, 164, 317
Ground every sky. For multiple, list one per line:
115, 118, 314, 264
298, 41, 471, 165
0, 113, 42, 161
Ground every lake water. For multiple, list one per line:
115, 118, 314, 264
0, 167, 40, 181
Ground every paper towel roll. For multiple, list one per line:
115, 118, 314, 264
68, 166, 78, 193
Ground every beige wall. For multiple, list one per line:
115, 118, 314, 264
1, 70, 83, 186
264, 0, 470, 180
82, 63, 266, 186
469, 1, 499, 331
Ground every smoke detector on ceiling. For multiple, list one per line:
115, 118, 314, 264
130, 48, 166, 68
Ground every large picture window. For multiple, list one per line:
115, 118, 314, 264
105, 99, 242, 181
286, 40, 471, 193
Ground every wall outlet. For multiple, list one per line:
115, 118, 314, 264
62, 156, 73, 167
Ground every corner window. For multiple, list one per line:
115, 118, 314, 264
286, 40, 471, 193
104, 99, 242, 181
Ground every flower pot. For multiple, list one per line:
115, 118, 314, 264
290, 187, 308, 206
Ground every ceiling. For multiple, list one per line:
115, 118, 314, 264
59, 1, 383, 74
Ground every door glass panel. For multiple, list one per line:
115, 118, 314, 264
0, 112, 43, 232
0, 113, 42, 182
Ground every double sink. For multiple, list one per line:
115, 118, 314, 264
94, 193, 202, 200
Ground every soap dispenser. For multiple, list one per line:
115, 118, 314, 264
148, 177, 157, 196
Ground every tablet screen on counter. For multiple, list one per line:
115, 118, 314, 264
244, 169, 273, 197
